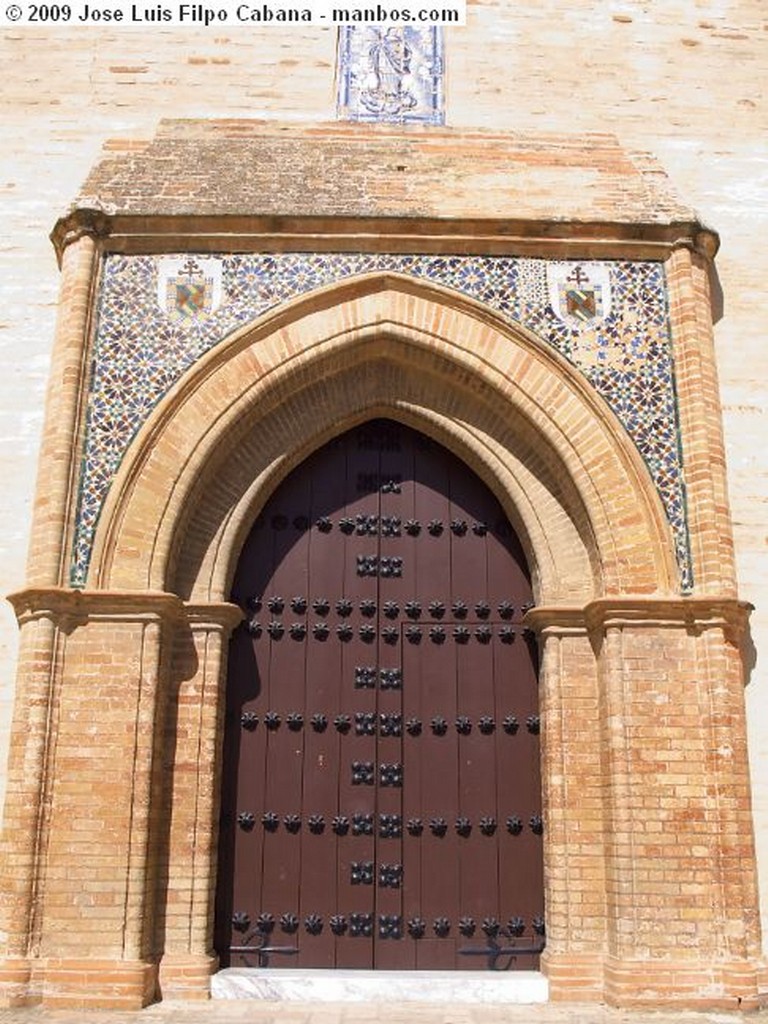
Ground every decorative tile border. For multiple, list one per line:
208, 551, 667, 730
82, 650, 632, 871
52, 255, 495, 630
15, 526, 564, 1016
337, 26, 445, 124
72, 254, 691, 590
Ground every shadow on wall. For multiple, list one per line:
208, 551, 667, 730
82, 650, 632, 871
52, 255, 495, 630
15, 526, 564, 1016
742, 612, 757, 688
709, 260, 724, 324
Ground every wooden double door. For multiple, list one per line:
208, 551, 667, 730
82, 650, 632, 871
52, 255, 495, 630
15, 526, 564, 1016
215, 420, 544, 970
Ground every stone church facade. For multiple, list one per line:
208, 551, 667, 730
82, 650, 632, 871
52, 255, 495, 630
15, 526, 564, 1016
1, 7, 766, 1013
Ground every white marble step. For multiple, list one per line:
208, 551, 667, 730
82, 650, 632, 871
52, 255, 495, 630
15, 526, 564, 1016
211, 968, 549, 1003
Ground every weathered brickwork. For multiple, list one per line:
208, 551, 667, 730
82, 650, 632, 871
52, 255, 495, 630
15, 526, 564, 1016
1, 2, 766, 1011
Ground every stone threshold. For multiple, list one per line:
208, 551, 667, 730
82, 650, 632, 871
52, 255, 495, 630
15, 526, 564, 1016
211, 968, 549, 1003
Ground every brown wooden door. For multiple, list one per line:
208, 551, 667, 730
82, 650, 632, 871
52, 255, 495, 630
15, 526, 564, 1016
215, 420, 544, 971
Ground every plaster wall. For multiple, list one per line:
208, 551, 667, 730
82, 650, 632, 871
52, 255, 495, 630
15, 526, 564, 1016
1, 0, 767, 942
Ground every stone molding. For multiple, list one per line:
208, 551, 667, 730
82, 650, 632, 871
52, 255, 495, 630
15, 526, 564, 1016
184, 602, 244, 633
50, 205, 721, 265
7, 586, 184, 628
7, 586, 243, 635
49, 121, 722, 263
526, 596, 753, 641
11, 588, 749, 640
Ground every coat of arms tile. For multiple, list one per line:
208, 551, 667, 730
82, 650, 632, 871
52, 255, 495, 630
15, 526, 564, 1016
547, 262, 613, 328
157, 256, 223, 320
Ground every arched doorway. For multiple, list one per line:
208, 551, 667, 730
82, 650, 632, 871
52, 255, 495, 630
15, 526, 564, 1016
4, 265, 759, 1008
214, 418, 544, 971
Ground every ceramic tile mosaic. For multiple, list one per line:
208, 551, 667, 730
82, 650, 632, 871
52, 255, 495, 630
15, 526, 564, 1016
337, 27, 444, 124
72, 254, 691, 590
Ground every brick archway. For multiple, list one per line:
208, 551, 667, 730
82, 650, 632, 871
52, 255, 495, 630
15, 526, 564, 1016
91, 274, 676, 600
1, 272, 759, 1010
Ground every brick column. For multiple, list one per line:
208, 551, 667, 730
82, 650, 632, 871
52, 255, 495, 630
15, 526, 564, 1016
529, 597, 758, 1009
0, 589, 182, 1010
0, 593, 63, 1006
530, 611, 606, 1001
26, 231, 100, 588
666, 244, 737, 596
158, 603, 242, 1001
590, 598, 760, 1009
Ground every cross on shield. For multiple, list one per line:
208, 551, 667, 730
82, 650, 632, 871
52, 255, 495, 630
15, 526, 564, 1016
547, 262, 612, 327
156, 256, 223, 321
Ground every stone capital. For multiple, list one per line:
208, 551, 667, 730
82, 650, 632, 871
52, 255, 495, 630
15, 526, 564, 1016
184, 601, 244, 635
524, 595, 752, 643
7, 586, 185, 631
50, 207, 112, 265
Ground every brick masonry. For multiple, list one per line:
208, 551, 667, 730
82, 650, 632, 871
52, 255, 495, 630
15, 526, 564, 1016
73, 119, 696, 223
1, 3, 767, 1009
0, 259, 759, 1008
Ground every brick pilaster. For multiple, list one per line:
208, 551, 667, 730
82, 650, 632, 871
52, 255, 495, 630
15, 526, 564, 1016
666, 245, 738, 596
26, 234, 99, 589
158, 602, 241, 1001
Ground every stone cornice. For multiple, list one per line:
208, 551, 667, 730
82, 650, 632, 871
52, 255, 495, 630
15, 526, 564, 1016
525, 596, 752, 640
49, 208, 720, 266
7, 587, 185, 629
583, 596, 752, 636
51, 121, 721, 263
7, 588, 246, 638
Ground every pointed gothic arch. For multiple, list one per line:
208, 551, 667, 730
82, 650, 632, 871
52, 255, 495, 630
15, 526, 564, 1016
90, 273, 677, 602
1, 268, 759, 1011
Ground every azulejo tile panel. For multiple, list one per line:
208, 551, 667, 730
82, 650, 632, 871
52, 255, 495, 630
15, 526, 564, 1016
72, 254, 691, 590
337, 26, 445, 124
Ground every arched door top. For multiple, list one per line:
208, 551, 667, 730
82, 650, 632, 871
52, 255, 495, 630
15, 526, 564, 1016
216, 419, 544, 971
90, 276, 678, 603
